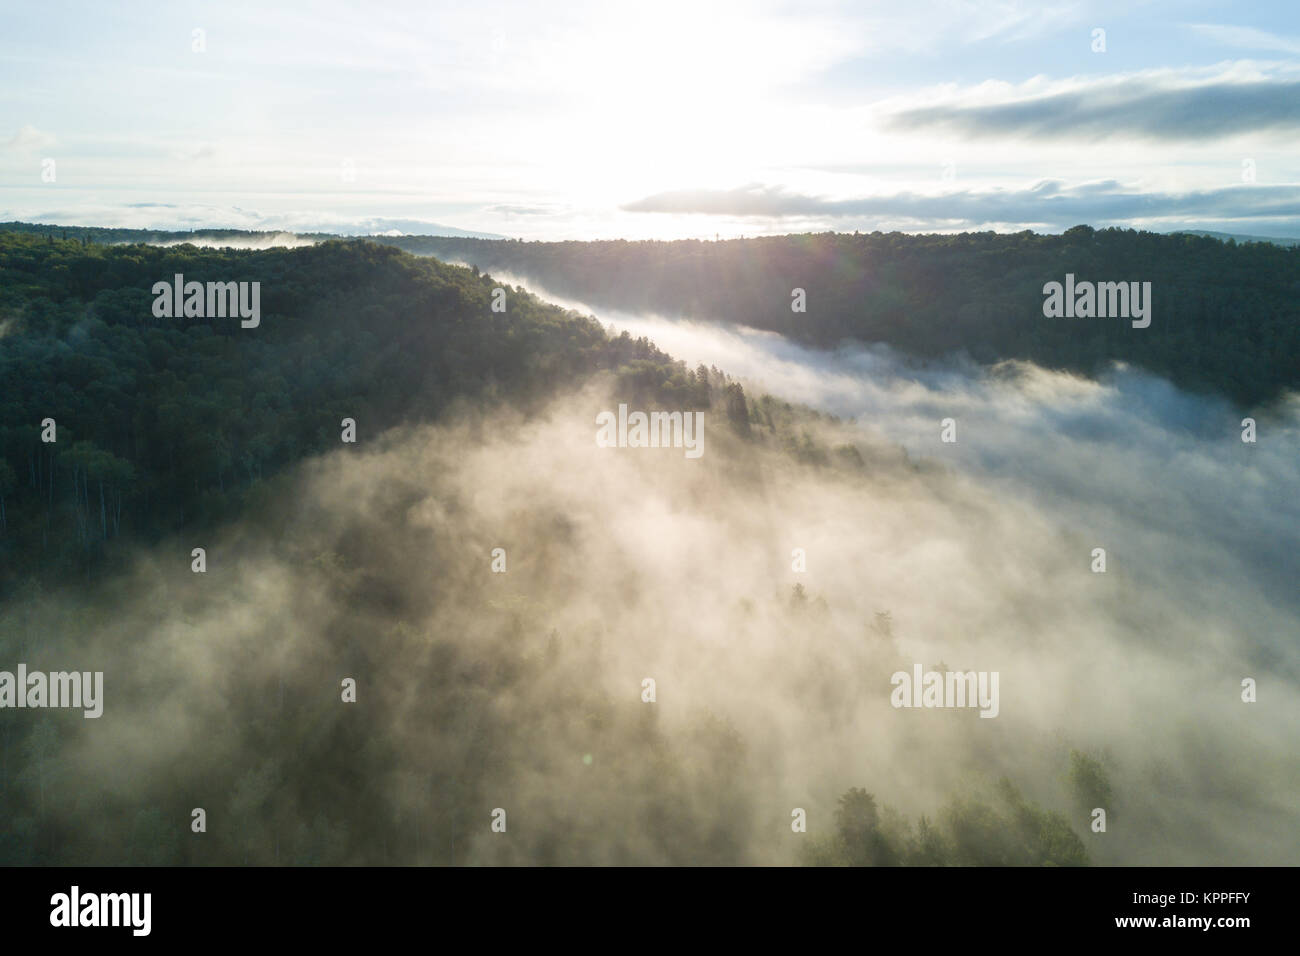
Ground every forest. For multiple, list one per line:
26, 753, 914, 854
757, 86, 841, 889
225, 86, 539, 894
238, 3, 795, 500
0, 227, 1123, 866
405, 226, 1300, 408
0, 230, 725, 588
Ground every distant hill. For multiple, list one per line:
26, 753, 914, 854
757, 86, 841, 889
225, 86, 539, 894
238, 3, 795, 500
402, 226, 1300, 408
0, 220, 505, 246
1166, 230, 1300, 248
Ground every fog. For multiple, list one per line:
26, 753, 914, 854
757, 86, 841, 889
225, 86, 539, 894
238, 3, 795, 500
479, 268, 1300, 628
2, 274, 1297, 866
141, 232, 318, 251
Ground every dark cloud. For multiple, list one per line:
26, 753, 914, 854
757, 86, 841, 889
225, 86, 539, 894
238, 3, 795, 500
887, 79, 1300, 141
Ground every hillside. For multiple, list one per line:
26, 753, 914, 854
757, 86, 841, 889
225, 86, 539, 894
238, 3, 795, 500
0, 231, 749, 588
0, 226, 1113, 867
406, 227, 1300, 408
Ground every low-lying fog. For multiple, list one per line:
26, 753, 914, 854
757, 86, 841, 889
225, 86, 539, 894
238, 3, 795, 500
3, 263, 1296, 865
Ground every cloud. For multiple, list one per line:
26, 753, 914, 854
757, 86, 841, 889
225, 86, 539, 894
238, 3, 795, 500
621, 181, 1300, 232
623, 183, 835, 218
488, 203, 564, 217
3, 203, 506, 239
887, 75, 1300, 142
309, 217, 505, 239
1189, 24, 1300, 56
170, 143, 217, 162
146, 232, 318, 251
3, 124, 56, 152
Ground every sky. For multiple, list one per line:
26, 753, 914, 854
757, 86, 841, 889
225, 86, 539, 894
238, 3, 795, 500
2, 0, 1300, 240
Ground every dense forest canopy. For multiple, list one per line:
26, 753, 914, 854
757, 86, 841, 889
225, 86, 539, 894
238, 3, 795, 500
0, 229, 725, 589
408, 226, 1300, 408
1, 224, 1291, 868
0, 225, 1115, 866
6, 220, 1295, 407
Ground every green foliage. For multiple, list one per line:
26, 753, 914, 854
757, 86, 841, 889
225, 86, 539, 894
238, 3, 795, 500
1067, 748, 1114, 816
0, 225, 1110, 867
408, 228, 1300, 408
2, 227, 866, 592
0, 231, 711, 590
833, 788, 900, 865
803, 778, 1088, 866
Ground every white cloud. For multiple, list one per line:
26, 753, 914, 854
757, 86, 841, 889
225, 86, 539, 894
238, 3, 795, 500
4, 124, 56, 152
1189, 23, 1300, 55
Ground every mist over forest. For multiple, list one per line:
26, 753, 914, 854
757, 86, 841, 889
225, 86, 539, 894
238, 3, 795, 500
414, 229, 1300, 408
0, 229, 1296, 866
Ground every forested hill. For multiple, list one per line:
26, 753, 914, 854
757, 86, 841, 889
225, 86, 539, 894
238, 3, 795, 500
0, 228, 1104, 868
0, 231, 749, 590
408, 227, 1300, 408
8, 221, 1296, 406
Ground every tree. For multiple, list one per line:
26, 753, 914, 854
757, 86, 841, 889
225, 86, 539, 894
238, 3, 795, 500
835, 787, 899, 866
0, 460, 15, 533
724, 382, 750, 435
1066, 749, 1113, 817
908, 814, 951, 865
